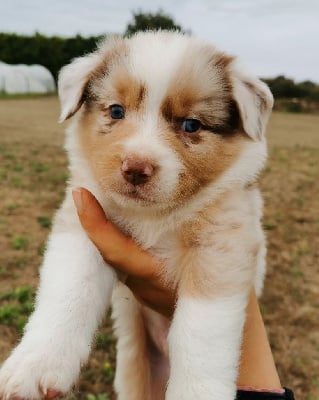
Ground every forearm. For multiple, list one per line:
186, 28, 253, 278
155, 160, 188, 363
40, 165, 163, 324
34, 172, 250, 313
237, 290, 282, 391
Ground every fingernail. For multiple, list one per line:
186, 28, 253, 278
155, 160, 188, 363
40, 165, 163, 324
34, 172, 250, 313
72, 188, 83, 213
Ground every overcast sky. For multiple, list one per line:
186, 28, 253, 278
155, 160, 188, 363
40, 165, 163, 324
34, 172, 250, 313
1, 0, 318, 82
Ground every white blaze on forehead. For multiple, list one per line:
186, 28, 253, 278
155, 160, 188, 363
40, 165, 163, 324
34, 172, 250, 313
127, 32, 191, 112
116, 32, 191, 198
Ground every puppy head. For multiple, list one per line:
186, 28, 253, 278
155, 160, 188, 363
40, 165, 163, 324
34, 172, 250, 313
58, 32, 273, 213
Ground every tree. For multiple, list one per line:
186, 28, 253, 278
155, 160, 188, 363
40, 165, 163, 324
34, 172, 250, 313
263, 75, 319, 99
263, 75, 304, 98
125, 10, 186, 36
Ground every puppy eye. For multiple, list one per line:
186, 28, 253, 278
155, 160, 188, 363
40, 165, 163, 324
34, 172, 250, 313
182, 119, 202, 133
109, 104, 125, 119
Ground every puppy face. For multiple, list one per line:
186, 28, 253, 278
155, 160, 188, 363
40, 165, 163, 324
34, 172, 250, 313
59, 32, 273, 213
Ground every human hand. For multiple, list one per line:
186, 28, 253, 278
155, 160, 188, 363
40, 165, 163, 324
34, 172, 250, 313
72, 187, 176, 318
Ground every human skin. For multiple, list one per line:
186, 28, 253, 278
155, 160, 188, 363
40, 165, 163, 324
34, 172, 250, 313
72, 187, 282, 392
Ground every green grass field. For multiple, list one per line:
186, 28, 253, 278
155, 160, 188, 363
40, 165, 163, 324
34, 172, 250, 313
0, 97, 318, 399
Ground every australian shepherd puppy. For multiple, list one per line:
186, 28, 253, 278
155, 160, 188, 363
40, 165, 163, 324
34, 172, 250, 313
0, 31, 273, 400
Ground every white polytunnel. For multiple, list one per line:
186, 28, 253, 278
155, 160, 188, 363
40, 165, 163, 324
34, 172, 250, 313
0, 62, 56, 94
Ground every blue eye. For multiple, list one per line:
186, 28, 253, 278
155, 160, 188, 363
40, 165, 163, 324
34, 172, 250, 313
182, 119, 202, 133
110, 104, 125, 119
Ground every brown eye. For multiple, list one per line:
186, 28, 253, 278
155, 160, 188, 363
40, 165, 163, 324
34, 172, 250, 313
110, 104, 125, 119
182, 119, 202, 133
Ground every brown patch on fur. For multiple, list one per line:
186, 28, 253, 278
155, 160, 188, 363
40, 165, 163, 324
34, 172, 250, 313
161, 45, 237, 132
78, 105, 162, 210
170, 191, 259, 298
62, 39, 129, 120
81, 39, 129, 105
161, 116, 247, 206
107, 69, 146, 111
155, 44, 248, 207
86, 59, 147, 114
77, 107, 138, 191
213, 52, 235, 70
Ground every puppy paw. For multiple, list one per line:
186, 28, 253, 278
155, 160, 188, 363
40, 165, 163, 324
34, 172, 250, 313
0, 342, 81, 400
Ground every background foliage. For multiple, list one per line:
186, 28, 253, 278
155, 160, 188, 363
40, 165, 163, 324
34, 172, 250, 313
0, 9, 318, 107
125, 9, 184, 36
0, 32, 101, 80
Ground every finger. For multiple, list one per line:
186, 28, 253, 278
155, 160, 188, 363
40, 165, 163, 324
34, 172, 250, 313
126, 276, 176, 318
45, 389, 61, 399
72, 188, 161, 280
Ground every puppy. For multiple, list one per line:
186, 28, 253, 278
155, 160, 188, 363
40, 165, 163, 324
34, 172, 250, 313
0, 31, 273, 400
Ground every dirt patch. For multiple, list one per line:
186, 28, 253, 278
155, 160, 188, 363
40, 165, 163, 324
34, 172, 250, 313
0, 98, 318, 399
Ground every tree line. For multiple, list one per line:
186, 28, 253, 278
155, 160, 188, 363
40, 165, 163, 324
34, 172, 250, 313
0, 32, 101, 81
0, 11, 181, 81
263, 76, 319, 101
0, 10, 318, 103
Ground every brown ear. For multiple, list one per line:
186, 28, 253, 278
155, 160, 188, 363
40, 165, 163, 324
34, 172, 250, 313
230, 63, 274, 140
57, 53, 102, 122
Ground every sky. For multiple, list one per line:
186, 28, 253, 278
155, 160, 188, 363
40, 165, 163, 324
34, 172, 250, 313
1, 0, 319, 82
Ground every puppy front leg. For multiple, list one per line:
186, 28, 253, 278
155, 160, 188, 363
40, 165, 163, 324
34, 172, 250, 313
166, 292, 249, 400
0, 201, 116, 399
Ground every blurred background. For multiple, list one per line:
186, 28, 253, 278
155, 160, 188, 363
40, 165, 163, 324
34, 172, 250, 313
0, 1, 318, 399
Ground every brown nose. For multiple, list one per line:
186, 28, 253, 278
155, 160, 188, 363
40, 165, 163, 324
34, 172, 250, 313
121, 158, 154, 186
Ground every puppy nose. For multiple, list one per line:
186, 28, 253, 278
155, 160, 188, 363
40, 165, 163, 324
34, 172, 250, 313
121, 158, 155, 186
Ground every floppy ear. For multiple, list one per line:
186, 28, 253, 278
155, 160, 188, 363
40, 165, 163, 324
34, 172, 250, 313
230, 64, 274, 140
58, 53, 102, 122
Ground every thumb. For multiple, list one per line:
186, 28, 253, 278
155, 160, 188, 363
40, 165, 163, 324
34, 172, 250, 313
72, 187, 159, 279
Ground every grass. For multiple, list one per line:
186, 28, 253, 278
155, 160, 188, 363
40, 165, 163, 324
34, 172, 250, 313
95, 332, 116, 351
11, 236, 29, 250
0, 286, 35, 334
37, 215, 52, 229
101, 361, 115, 383
86, 394, 110, 400
0, 97, 318, 399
